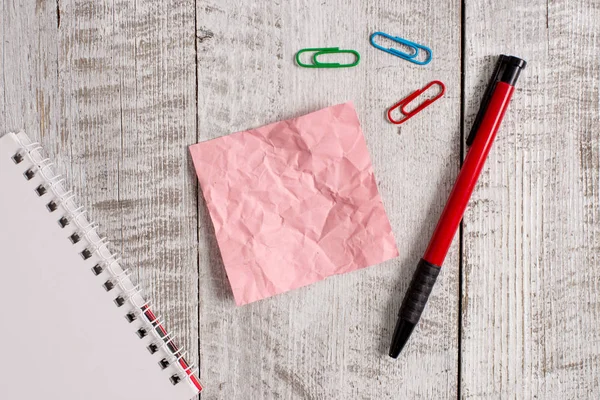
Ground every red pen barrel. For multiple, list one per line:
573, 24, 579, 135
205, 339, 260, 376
390, 56, 526, 359
423, 82, 516, 267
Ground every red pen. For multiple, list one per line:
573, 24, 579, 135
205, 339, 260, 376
389, 55, 527, 358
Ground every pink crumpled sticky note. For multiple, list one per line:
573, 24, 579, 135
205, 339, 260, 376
190, 102, 398, 305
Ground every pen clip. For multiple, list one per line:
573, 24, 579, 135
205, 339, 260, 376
466, 55, 507, 146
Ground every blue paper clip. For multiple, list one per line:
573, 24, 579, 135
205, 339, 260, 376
370, 32, 432, 66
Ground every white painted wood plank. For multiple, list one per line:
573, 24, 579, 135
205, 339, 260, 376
462, 0, 600, 398
196, 1, 461, 398
1, 0, 61, 141
1, 1, 200, 397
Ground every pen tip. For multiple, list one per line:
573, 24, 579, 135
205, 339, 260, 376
389, 319, 416, 359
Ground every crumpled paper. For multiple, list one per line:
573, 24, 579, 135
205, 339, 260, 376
190, 102, 398, 305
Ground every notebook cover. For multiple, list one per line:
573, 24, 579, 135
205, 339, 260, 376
0, 133, 201, 400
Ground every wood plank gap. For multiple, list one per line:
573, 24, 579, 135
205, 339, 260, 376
458, 0, 467, 399
56, 0, 61, 29
194, 1, 201, 398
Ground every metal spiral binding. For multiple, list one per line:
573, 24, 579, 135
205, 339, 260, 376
10, 133, 201, 391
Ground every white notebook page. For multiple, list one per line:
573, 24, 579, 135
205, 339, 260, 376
0, 133, 199, 400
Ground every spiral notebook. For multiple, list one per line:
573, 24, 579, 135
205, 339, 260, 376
0, 132, 202, 399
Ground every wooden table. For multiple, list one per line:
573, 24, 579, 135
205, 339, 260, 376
2, 0, 599, 398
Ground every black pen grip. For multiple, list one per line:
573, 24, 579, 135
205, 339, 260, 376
399, 259, 441, 323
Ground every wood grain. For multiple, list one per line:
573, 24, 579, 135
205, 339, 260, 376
1, 1, 200, 397
196, 1, 461, 399
462, 0, 600, 398
4, 0, 599, 399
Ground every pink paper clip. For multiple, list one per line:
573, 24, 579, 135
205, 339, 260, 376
387, 80, 446, 125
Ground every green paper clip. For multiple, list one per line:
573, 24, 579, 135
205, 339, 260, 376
296, 47, 360, 68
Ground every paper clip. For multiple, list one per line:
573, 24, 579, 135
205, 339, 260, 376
387, 81, 446, 125
370, 32, 432, 66
296, 47, 360, 68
